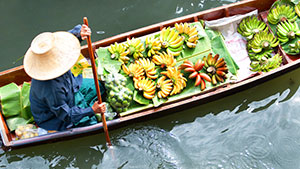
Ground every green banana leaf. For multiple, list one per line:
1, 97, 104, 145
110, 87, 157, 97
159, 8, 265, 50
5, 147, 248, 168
20, 82, 33, 121
205, 28, 239, 75
96, 48, 122, 75
0, 82, 34, 131
178, 22, 212, 60
6, 117, 28, 131
0, 83, 21, 118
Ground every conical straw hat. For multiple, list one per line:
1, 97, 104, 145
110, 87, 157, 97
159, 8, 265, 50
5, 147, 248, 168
24, 31, 81, 80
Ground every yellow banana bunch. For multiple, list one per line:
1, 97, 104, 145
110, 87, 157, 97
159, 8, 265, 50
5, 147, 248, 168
161, 67, 187, 96
160, 27, 184, 57
124, 38, 145, 60
107, 42, 130, 63
175, 22, 199, 48
156, 76, 173, 98
152, 51, 176, 68
134, 78, 156, 99
145, 36, 162, 57
136, 58, 158, 79
122, 63, 145, 82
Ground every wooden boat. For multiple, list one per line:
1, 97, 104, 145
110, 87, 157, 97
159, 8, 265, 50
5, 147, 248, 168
0, 0, 295, 149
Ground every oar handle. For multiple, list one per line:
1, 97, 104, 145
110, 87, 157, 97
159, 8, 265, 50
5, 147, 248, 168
83, 17, 102, 104
83, 17, 112, 146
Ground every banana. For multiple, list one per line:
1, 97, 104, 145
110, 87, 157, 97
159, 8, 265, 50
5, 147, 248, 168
194, 59, 204, 71
186, 41, 197, 48
136, 58, 158, 80
122, 63, 145, 81
296, 3, 300, 17
203, 53, 228, 85
152, 51, 176, 68
161, 67, 187, 96
267, 4, 297, 25
135, 78, 156, 99
107, 42, 130, 63
124, 38, 145, 60
189, 71, 198, 79
160, 26, 184, 54
249, 31, 278, 53
250, 54, 282, 72
276, 20, 300, 44
195, 74, 201, 87
167, 48, 181, 57
174, 22, 200, 48
145, 36, 161, 57
237, 16, 268, 40
157, 76, 173, 98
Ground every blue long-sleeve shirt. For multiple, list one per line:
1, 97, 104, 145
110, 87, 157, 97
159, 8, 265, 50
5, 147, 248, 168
30, 25, 95, 131
30, 72, 95, 131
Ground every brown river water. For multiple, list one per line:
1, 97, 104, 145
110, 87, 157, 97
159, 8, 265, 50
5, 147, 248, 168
2, 0, 300, 168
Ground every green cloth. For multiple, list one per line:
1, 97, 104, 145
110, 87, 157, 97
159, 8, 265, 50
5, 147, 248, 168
74, 78, 105, 127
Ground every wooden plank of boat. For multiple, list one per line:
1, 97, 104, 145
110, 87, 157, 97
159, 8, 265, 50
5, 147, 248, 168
0, 0, 291, 149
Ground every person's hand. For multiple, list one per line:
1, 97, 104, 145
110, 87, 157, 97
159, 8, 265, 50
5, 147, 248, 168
92, 102, 106, 114
80, 24, 91, 40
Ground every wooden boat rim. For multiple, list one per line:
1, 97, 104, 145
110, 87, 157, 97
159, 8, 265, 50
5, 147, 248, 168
0, 0, 290, 149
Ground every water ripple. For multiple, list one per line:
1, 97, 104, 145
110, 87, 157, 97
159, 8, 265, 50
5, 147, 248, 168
244, 134, 272, 159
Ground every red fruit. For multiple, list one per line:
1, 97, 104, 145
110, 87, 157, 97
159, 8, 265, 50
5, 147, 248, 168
215, 74, 224, 83
216, 60, 225, 68
195, 74, 201, 86
199, 73, 211, 82
216, 70, 226, 77
181, 63, 194, 69
184, 60, 193, 65
212, 54, 219, 65
200, 79, 206, 90
194, 59, 204, 72
184, 67, 196, 72
217, 67, 228, 73
189, 71, 198, 79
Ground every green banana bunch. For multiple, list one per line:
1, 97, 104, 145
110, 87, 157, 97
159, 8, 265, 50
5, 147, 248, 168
237, 16, 268, 40
250, 54, 282, 72
145, 36, 161, 57
248, 49, 273, 61
267, 4, 297, 25
277, 20, 300, 44
107, 42, 130, 64
295, 3, 300, 17
160, 27, 184, 57
124, 38, 145, 60
289, 40, 300, 54
248, 31, 279, 53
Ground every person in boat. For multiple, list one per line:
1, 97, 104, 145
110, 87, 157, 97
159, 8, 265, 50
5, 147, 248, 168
23, 24, 106, 132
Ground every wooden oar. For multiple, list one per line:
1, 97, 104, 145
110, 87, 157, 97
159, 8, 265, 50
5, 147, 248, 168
83, 17, 112, 146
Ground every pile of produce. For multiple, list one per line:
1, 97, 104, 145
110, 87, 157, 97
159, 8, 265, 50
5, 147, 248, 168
99, 21, 237, 114
106, 22, 202, 102
180, 53, 228, 90
267, 1, 300, 55
238, 15, 282, 72
103, 73, 133, 113
15, 124, 38, 140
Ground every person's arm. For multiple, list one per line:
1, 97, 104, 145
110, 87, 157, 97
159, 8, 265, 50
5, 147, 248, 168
48, 82, 95, 125
68, 24, 82, 42
68, 24, 91, 42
